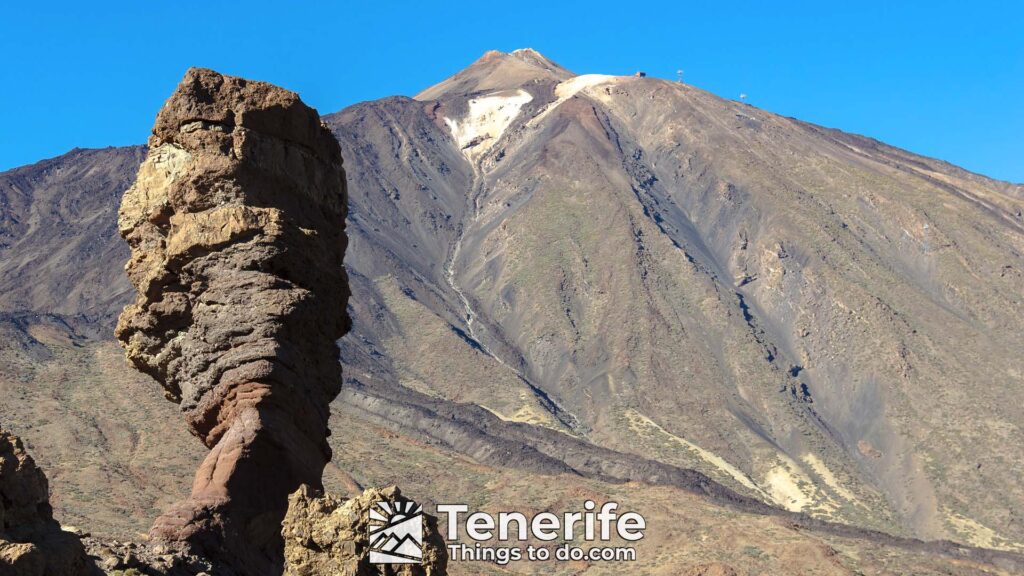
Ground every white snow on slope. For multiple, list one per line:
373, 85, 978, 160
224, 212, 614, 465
443, 89, 533, 160
443, 75, 630, 161
527, 74, 625, 128
554, 73, 620, 99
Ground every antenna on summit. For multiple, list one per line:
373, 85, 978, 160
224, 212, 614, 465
739, 93, 748, 102
676, 69, 684, 83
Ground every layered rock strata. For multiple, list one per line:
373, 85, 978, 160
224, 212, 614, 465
115, 68, 350, 573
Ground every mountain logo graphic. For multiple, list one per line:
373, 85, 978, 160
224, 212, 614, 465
368, 499, 424, 564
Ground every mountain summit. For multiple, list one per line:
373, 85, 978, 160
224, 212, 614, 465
415, 48, 573, 100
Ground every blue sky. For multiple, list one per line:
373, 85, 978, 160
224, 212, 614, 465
2, 1, 1021, 182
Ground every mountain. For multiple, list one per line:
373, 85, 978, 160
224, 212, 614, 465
1, 49, 1023, 573
0, 146, 145, 327
329, 48, 1024, 546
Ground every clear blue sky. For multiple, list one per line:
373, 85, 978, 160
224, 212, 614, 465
2, 1, 1021, 182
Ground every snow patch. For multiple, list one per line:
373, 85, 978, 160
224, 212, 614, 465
527, 74, 625, 128
554, 74, 620, 100
443, 89, 533, 160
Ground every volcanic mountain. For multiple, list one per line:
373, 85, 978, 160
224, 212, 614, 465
1, 49, 1023, 573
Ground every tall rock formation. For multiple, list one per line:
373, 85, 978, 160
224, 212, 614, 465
0, 428, 89, 576
115, 68, 350, 573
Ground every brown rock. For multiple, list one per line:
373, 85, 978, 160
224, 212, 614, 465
282, 485, 447, 576
115, 68, 350, 574
79, 536, 216, 576
0, 428, 89, 576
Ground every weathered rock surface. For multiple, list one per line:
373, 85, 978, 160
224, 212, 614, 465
114, 68, 350, 573
282, 485, 447, 576
80, 536, 219, 576
0, 427, 90, 576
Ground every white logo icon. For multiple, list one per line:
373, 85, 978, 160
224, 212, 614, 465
369, 499, 424, 564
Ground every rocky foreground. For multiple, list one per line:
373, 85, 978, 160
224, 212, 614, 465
0, 428, 89, 575
2, 424, 446, 576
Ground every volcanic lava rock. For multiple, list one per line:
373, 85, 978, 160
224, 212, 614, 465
0, 428, 89, 576
282, 485, 447, 576
115, 68, 350, 573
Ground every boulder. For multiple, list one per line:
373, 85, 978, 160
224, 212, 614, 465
0, 428, 90, 576
283, 485, 447, 576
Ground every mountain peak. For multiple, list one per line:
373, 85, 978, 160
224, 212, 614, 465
508, 47, 563, 70
415, 48, 573, 101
